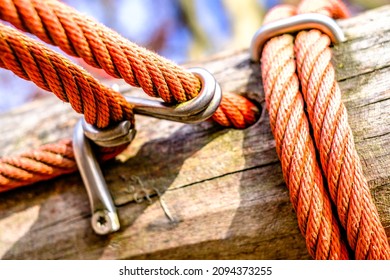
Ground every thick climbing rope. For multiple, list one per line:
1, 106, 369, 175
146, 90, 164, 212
0, 0, 258, 128
294, 1, 390, 259
0, 0, 199, 104
0, 140, 128, 191
0, 0, 259, 191
260, 0, 389, 259
0, 23, 134, 128
260, 5, 348, 260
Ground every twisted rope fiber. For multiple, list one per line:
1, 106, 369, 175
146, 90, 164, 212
0, 0, 259, 127
260, 0, 389, 259
0, 0, 258, 127
0, 23, 134, 128
0, 140, 127, 192
0, 0, 199, 103
0, 23, 133, 190
0, 22, 257, 129
294, 0, 390, 259
0, 0, 259, 128
261, 5, 348, 259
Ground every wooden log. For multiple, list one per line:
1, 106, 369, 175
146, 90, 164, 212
1, 6, 390, 260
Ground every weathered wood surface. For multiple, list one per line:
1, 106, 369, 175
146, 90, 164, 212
1, 6, 390, 260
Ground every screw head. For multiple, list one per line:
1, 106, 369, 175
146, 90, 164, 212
91, 210, 120, 235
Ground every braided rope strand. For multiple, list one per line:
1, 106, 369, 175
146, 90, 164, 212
0, 0, 259, 129
0, 22, 258, 130
0, 140, 76, 191
212, 92, 260, 129
292, 0, 390, 259
294, 29, 390, 259
0, 139, 127, 192
261, 5, 349, 259
0, 22, 134, 128
0, 0, 200, 103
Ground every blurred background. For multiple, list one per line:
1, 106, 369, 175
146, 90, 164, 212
0, 0, 389, 112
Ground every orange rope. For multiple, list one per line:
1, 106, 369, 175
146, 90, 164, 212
0, 0, 259, 127
0, 139, 127, 192
1, 0, 387, 260
0, 0, 199, 103
260, 0, 389, 259
261, 5, 348, 260
0, 0, 259, 129
0, 0, 259, 191
295, 0, 390, 260
0, 23, 134, 128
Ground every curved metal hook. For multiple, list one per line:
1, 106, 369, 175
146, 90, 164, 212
82, 119, 136, 148
73, 119, 123, 235
121, 67, 222, 123
250, 13, 345, 62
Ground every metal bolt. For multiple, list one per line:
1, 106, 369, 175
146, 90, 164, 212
92, 210, 120, 235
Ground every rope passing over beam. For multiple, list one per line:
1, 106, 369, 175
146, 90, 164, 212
257, 0, 390, 259
259, 4, 348, 260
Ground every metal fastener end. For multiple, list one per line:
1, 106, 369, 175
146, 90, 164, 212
92, 210, 120, 235
73, 119, 122, 235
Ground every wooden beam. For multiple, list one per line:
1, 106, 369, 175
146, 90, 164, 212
1, 6, 390, 259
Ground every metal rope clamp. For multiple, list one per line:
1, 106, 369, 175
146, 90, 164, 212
249, 13, 346, 62
73, 67, 222, 235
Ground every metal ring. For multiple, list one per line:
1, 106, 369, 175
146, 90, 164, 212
123, 67, 222, 123
81, 67, 220, 145
82, 119, 136, 148
165, 82, 222, 124
250, 13, 345, 62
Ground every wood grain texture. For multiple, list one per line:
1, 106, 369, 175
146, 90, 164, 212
0, 6, 390, 260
